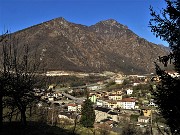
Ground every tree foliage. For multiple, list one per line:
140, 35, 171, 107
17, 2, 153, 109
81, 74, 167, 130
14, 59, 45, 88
149, 0, 180, 71
80, 99, 95, 128
149, 0, 180, 133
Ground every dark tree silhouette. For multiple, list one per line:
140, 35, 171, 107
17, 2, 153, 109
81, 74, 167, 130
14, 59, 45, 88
149, 0, 180, 134
0, 31, 9, 130
150, 0, 180, 72
0, 33, 41, 127
80, 99, 95, 128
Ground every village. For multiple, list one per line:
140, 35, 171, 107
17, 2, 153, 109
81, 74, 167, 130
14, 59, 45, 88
32, 70, 180, 134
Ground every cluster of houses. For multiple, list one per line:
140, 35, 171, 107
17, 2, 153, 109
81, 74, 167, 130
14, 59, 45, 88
89, 89, 136, 109
32, 69, 180, 133
34, 73, 160, 130
88, 89, 153, 125
37, 86, 153, 128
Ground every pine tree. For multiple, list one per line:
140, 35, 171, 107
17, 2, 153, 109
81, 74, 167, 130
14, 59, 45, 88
80, 99, 95, 128
149, 0, 180, 134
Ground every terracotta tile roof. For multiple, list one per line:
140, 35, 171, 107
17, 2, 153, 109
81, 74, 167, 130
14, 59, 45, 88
121, 98, 136, 102
109, 94, 122, 96
68, 103, 76, 107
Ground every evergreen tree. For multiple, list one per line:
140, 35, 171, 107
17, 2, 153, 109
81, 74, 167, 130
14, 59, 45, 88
149, 0, 180, 134
80, 99, 95, 128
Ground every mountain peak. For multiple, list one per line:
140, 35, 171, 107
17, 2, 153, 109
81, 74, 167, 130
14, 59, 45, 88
91, 19, 125, 30
99, 19, 120, 26
12, 17, 168, 74
50, 17, 68, 23
54, 17, 66, 21
102, 19, 118, 23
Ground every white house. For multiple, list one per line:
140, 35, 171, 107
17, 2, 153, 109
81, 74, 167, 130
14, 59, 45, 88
115, 79, 124, 84
96, 99, 109, 107
138, 116, 150, 123
117, 98, 136, 109
68, 103, 77, 112
126, 89, 133, 95
96, 99, 104, 107
68, 103, 82, 112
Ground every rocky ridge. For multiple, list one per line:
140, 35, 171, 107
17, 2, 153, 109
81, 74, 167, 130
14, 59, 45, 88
10, 17, 168, 74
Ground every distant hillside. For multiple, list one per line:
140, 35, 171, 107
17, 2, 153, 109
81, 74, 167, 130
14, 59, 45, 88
5, 17, 168, 74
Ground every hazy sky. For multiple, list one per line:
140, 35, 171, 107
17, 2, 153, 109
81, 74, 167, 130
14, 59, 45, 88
0, 0, 168, 46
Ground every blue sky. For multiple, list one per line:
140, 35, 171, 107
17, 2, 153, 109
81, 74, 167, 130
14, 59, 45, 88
0, 0, 168, 46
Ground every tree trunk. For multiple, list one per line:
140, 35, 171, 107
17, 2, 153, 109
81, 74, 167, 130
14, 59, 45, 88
15, 111, 19, 121
0, 95, 3, 131
9, 107, 15, 123
29, 106, 32, 117
72, 115, 78, 134
20, 108, 27, 127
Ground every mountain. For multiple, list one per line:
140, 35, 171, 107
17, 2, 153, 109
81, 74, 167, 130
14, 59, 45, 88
8, 17, 168, 74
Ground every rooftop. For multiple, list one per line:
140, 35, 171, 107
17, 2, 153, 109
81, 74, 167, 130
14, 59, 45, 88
121, 98, 136, 102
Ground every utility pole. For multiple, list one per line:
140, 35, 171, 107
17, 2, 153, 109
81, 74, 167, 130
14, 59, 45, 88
151, 107, 153, 135
51, 104, 54, 126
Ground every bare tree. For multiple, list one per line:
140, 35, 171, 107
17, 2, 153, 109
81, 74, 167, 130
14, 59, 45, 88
0, 31, 9, 129
0, 33, 41, 127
